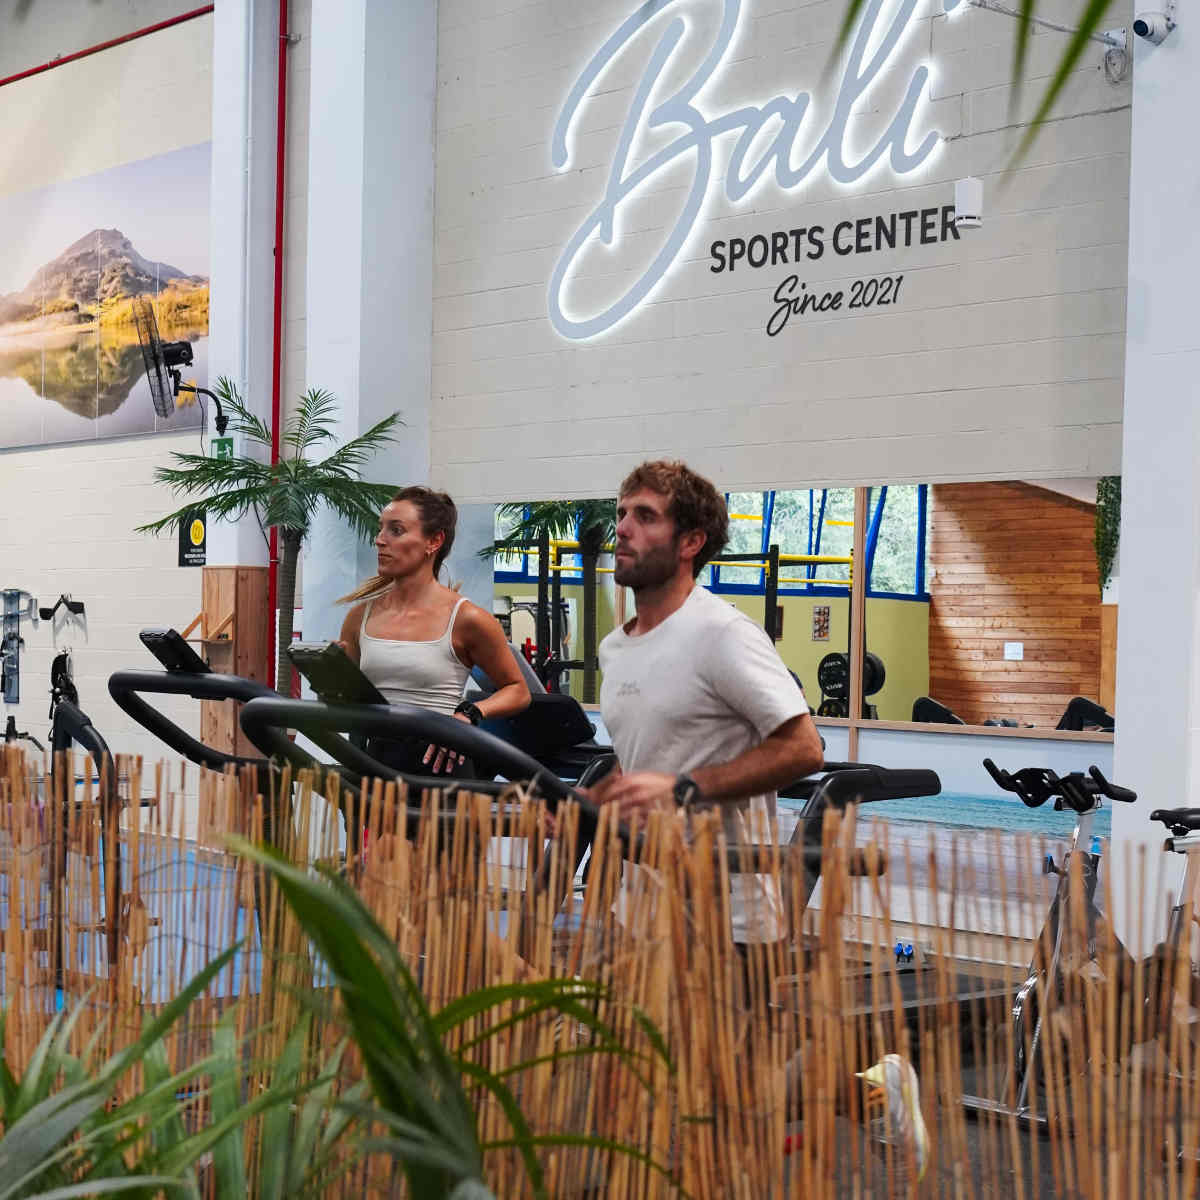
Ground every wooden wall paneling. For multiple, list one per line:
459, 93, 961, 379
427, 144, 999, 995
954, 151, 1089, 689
927, 482, 1103, 727
199, 566, 270, 757
1100, 605, 1118, 712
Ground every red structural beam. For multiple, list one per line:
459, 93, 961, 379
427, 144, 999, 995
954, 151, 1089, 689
0, 5, 214, 91
267, 0, 290, 690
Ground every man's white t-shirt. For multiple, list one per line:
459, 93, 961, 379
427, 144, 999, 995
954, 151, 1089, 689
598, 584, 810, 943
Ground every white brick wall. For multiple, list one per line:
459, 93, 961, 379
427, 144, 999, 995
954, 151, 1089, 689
0, 435, 202, 763
431, 0, 1132, 502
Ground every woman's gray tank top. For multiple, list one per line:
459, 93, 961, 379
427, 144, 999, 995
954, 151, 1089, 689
358, 595, 471, 714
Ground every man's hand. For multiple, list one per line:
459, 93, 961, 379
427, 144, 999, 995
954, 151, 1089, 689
590, 769, 678, 828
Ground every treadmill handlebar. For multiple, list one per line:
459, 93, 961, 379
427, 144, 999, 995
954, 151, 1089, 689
238, 696, 578, 806
108, 669, 279, 773
813, 766, 941, 808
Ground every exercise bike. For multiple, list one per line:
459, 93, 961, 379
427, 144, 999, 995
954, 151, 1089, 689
961, 758, 1136, 1124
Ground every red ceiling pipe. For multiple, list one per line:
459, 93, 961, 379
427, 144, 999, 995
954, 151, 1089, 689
267, 0, 290, 691
0, 5, 214, 90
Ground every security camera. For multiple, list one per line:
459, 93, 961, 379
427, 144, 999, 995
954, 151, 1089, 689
1133, 9, 1175, 41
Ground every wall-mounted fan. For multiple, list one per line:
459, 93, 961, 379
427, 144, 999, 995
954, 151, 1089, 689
131, 296, 227, 434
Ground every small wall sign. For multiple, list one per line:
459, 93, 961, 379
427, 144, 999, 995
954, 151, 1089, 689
812, 605, 831, 641
178, 509, 207, 567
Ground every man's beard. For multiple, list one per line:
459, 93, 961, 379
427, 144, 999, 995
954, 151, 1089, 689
613, 540, 680, 590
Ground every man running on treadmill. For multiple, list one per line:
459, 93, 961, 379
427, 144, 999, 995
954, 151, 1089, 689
591, 460, 824, 950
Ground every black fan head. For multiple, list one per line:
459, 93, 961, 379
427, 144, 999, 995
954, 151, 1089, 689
131, 295, 176, 419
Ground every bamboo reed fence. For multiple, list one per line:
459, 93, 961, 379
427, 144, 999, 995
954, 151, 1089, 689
2, 742, 1199, 1197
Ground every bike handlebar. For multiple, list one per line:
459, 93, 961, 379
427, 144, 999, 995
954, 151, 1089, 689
1089, 765, 1137, 804
983, 758, 1136, 813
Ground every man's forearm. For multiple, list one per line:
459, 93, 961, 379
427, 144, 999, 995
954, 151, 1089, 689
689, 716, 823, 804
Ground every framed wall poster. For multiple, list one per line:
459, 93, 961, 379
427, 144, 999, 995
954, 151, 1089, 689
0, 142, 211, 451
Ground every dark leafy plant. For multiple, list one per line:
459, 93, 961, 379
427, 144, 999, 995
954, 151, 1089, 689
0, 953, 361, 1200
481, 501, 616, 702
136, 379, 402, 692
0, 946, 237, 1198
233, 837, 672, 1200
1095, 474, 1121, 594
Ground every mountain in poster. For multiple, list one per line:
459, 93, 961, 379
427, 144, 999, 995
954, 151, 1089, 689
0, 227, 208, 334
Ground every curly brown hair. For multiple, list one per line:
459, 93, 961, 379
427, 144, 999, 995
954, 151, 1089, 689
618, 460, 729, 577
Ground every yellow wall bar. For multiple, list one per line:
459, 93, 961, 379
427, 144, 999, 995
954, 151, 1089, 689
779, 577, 851, 586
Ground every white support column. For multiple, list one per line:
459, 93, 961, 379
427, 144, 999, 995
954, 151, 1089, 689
302, 0, 437, 641
1111, 23, 1200, 946
206, 0, 279, 567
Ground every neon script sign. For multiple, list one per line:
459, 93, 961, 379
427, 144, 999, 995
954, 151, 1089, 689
549, 0, 942, 340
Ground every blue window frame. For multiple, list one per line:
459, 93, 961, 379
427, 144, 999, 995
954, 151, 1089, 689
492, 488, 930, 600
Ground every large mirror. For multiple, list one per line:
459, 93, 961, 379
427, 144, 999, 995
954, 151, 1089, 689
487, 478, 1118, 736
865, 479, 1116, 732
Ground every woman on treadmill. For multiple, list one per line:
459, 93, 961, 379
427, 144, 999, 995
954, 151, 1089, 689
338, 486, 530, 776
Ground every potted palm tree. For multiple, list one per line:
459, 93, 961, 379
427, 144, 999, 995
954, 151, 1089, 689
483, 501, 615, 703
137, 377, 401, 694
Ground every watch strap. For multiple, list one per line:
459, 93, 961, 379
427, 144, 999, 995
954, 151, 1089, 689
673, 773, 701, 808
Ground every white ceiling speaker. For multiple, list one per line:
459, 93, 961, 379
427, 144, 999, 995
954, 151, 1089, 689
954, 177, 983, 229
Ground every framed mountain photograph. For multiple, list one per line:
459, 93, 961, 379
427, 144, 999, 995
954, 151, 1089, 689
0, 142, 211, 451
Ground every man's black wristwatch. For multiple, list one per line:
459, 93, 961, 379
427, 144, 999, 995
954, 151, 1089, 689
454, 700, 484, 725
673, 773, 701, 808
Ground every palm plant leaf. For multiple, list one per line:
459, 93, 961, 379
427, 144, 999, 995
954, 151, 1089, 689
828, 0, 1116, 167
18, 1178, 194, 1199
232, 838, 672, 1199
481, 500, 615, 560
140, 379, 401, 550
209, 1008, 248, 1196
283, 388, 340, 455
0, 944, 240, 1198
214, 376, 274, 447
1012, 0, 1115, 161
305, 476, 397, 543
1010, 0, 1037, 114
231, 840, 481, 1196
315, 411, 405, 477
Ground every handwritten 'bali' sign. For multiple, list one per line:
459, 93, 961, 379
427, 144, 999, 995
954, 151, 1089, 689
548, 0, 943, 341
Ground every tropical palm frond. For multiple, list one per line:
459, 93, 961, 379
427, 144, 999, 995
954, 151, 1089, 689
214, 377, 274, 447
135, 483, 276, 536
828, 0, 1117, 169
139, 386, 400, 552
1010, 0, 1036, 115
1012, 0, 1116, 163
283, 388, 341, 456
313, 478, 397, 543
232, 839, 672, 1200
481, 500, 616, 559
315, 411, 405, 478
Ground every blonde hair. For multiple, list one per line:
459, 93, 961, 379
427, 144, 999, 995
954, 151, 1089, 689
338, 486, 459, 604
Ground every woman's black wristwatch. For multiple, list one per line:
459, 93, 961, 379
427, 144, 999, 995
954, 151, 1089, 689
454, 700, 484, 726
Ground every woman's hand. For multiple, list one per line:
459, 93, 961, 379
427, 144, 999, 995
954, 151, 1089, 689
421, 711, 473, 775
